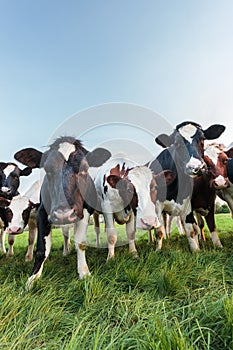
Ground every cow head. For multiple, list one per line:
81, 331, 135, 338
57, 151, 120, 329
155, 122, 225, 178
14, 137, 111, 225
106, 165, 175, 230
204, 143, 230, 190
0, 162, 32, 199
5, 196, 38, 235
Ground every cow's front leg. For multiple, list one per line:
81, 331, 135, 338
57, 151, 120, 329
104, 213, 117, 260
184, 212, 200, 251
205, 204, 223, 248
61, 225, 71, 256
0, 228, 6, 254
7, 234, 16, 257
26, 204, 51, 290
126, 213, 138, 257
25, 217, 37, 262
74, 209, 90, 279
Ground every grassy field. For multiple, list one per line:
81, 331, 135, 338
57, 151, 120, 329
1, 213, 233, 349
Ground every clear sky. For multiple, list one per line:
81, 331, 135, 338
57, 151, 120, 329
1, 0, 233, 191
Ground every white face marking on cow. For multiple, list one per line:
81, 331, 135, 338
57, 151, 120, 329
214, 175, 226, 187
204, 144, 221, 165
3, 164, 16, 178
128, 166, 157, 229
178, 124, 197, 143
7, 195, 29, 232
58, 142, 76, 161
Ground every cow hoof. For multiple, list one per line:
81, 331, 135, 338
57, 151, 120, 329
25, 255, 33, 262
7, 252, 14, 258
79, 271, 91, 280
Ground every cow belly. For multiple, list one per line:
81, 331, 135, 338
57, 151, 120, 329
160, 198, 191, 217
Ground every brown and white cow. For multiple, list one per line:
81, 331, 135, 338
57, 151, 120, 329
191, 143, 230, 247
14, 137, 111, 289
94, 155, 175, 259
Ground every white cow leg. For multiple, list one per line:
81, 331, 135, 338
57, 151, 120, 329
154, 224, 165, 251
126, 213, 138, 257
25, 226, 37, 262
7, 234, 16, 257
27, 231, 52, 289
183, 222, 200, 251
0, 229, 6, 254
74, 209, 90, 279
210, 231, 223, 248
104, 213, 117, 260
62, 226, 71, 256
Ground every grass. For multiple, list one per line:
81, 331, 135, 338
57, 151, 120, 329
0, 213, 233, 349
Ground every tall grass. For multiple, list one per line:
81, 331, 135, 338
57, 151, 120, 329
0, 213, 233, 349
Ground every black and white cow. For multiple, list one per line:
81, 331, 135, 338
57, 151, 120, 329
14, 136, 111, 288
0, 162, 32, 253
149, 121, 225, 251
4, 180, 40, 261
94, 155, 175, 259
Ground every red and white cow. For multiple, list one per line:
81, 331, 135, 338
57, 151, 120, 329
191, 143, 230, 247
94, 155, 175, 259
4, 180, 40, 261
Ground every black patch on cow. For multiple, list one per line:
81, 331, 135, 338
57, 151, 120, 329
185, 212, 196, 224
227, 158, 233, 184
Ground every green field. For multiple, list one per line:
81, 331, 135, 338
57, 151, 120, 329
1, 213, 233, 349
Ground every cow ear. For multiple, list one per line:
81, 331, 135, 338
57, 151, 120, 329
14, 148, 43, 168
107, 175, 120, 188
155, 170, 176, 187
203, 125, 225, 140
227, 158, 233, 184
225, 147, 233, 158
155, 134, 172, 148
0, 162, 7, 170
86, 148, 111, 167
20, 167, 32, 176
0, 197, 10, 207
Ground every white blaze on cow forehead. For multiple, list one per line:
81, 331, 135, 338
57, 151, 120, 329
3, 164, 16, 177
178, 124, 197, 143
58, 142, 76, 161
204, 144, 221, 165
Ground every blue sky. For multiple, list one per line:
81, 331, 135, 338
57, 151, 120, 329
1, 0, 233, 186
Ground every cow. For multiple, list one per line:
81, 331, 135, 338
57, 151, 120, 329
148, 121, 225, 251
14, 136, 111, 289
191, 143, 230, 247
3, 180, 40, 261
0, 162, 32, 253
94, 155, 176, 260
216, 146, 233, 217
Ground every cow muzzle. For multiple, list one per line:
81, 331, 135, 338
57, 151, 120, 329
185, 158, 207, 177
7, 226, 24, 235
212, 176, 230, 190
50, 208, 83, 224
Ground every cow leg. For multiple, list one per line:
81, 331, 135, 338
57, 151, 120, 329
26, 204, 51, 290
0, 229, 6, 254
183, 212, 200, 251
7, 234, 16, 257
104, 213, 117, 260
126, 213, 138, 257
195, 212, 206, 242
148, 229, 154, 243
25, 219, 37, 262
176, 215, 185, 235
62, 225, 71, 256
93, 211, 100, 248
73, 209, 91, 279
205, 204, 223, 248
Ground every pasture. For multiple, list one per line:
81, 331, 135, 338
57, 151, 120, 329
1, 214, 233, 349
